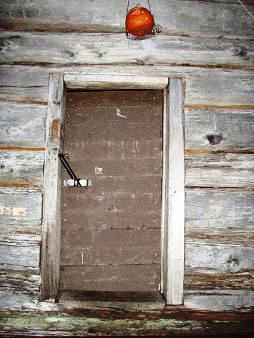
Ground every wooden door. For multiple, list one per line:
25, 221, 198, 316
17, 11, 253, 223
60, 90, 163, 294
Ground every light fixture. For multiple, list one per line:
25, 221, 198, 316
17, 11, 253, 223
125, 1, 162, 40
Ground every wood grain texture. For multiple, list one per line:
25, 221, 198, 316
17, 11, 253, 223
185, 241, 254, 274
0, 269, 40, 295
61, 90, 162, 293
0, 234, 40, 269
186, 153, 254, 188
0, 150, 44, 187
65, 140, 161, 161
0, 101, 46, 147
41, 73, 64, 299
0, 0, 253, 37
0, 32, 253, 67
62, 209, 161, 231
186, 188, 254, 230
61, 229, 160, 266
61, 265, 160, 292
185, 108, 254, 151
184, 290, 254, 311
2, 311, 254, 336
65, 74, 168, 90
0, 187, 42, 234
162, 79, 185, 305
184, 271, 254, 290
1, 65, 254, 107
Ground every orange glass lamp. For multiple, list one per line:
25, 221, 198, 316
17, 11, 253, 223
125, 1, 161, 40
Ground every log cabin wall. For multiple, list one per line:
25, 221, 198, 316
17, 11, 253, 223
0, 0, 254, 335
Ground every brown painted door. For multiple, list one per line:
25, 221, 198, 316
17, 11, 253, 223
60, 90, 163, 293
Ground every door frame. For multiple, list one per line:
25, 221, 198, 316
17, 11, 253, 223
41, 69, 185, 305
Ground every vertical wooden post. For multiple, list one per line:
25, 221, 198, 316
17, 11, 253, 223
41, 74, 64, 300
162, 78, 185, 305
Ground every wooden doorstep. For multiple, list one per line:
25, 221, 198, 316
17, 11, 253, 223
59, 290, 165, 311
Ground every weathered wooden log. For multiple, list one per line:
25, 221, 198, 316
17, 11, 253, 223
185, 241, 254, 274
0, 31, 253, 67
1, 65, 253, 107
185, 153, 254, 188
0, 102, 46, 147
0, 308, 254, 335
185, 108, 254, 152
0, 151, 44, 187
0, 234, 40, 270
0, 187, 42, 234
186, 188, 254, 230
0, 0, 253, 38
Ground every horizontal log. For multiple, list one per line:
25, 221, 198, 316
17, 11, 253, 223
185, 241, 254, 274
65, 74, 168, 90
0, 290, 38, 310
61, 229, 160, 266
0, 31, 253, 67
0, 234, 40, 269
61, 265, 160, 292
0, 102, 46, 147
0, 187, 42, 234
0, 0, 253, 38
0, 269, 40, 295
0, 150, 44, 187
184, 290, 254, 311
185, 108, 254, 151
2, 312, 254, 336
184, 271, 254, 290
185, 153, 254, 188
1, 65, 254, 107
186, 188, 254, 230
186, 229, 254, 247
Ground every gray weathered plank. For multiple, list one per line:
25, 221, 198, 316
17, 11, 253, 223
162, 78, 184, 305
0, 234, 40, 269
0, 101, 46, 147
184, 290, 254, 311
0, 269, 40, 295
186, 188, 254, 230
0, 0, 253, 37
186, 241, 254, 273
184, 271, 254, 290
0, 290, 38, 310
41, 73, 64, 299
186, 153, 254, 188
1, 65, 254, 107
0, 151, 44, 187
0, 187, 42, 234
185, 108, 254, 151
0, 31, 253, 67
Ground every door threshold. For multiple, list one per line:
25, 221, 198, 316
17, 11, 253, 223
59, 291, 165, 311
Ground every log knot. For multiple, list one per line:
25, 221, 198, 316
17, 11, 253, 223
206, 133, 223, 145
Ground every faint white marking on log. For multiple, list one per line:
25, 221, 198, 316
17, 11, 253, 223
0, 206, 26, 216
116, 108, 127, 119
81, 248, 84, 265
